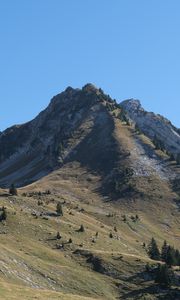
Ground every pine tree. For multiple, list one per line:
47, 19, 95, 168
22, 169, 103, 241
79, 224, 85, 232
161, 240, 168, 262
56, 202, 63, 216
0, 207, 7, 221
176, 153, 180, 165
9, 184, 17, 196
166, 246, 176, 267
56, 232, 61, 239
148, 238, 160, 260
155, 264, 174, 288
109, 232, 113, 238
175, 249, 180, 266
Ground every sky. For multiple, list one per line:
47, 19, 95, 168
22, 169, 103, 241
0, 0, 180, 131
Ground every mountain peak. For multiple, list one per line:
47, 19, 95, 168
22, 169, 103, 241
0, 85, 117, 187
121, 98, 180, 159
82, 83, 99, 92
120, 99, 143, 112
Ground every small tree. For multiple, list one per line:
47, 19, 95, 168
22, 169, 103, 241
122, 215, 127, 222
56, 232, 61, 239
135, 124, 142, 134
135, 214, 139, 221
176, 153, 180, 165
169, 153, 175, 161
79, 224, 85, 232
9, 184, 17, 196
114, 226, 117, 232
155, 264, 174, 288
56, 202, 63, 216
148, 238, 160, 260
161, 240, 168, 262
166, 246, 176, 267
175, 249, 180, 266
161, 241, 180, 266
109, 232, 113, 238
0, 207, 7, 221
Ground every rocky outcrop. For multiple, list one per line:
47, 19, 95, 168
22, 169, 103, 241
120, 99, 180, 159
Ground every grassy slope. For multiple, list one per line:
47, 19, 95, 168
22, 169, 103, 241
0, 119, 180, 299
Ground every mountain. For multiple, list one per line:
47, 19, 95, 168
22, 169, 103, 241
0, 84, 180, 300
0, 84, 119, 187
121, 99, 180, 160
0, 84, 179, 190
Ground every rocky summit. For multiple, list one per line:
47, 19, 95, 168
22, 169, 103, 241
121, 99, 180, 159
0, 84, 180, 300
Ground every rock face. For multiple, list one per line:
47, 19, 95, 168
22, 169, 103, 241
0, 84, 119, 187
120, 99, 180, 159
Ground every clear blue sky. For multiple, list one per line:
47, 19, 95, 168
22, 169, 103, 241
0, 0, 180, 131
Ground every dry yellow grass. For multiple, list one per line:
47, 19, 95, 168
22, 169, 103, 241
0, 120, 180, 299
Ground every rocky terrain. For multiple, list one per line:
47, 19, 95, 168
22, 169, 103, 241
0, 84, 180, 299
121, 99, 180, 160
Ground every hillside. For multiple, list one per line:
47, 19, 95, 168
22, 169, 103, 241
0, 84, 180, 299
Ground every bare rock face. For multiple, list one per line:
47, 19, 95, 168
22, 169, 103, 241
120, 99, 180, 158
